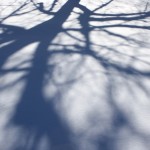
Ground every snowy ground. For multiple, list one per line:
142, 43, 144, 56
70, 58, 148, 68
0, 0, 150, 150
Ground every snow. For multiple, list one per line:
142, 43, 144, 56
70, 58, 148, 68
0, 0, 150, 150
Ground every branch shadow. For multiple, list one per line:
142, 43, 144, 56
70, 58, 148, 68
0, 0, 150, 150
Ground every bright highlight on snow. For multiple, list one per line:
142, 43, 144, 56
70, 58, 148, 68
0, 0, 150, 150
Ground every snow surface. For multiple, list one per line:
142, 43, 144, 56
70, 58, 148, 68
0, 0, 150, 150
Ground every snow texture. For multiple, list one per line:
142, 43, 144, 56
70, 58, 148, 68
0, 0, 150, 150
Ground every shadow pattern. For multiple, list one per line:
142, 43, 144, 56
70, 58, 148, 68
0, 0, 150, 150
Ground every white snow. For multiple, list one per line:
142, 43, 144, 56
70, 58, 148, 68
0, 0, 150, 150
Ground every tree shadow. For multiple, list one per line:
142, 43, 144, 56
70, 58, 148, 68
0, 0, 150, 150
1, 1, 80, 149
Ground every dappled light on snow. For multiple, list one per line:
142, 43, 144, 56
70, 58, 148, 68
0, 0, 150, 150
